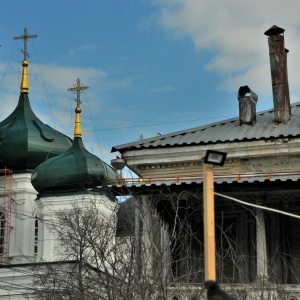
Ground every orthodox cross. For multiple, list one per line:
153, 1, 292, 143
13, 27, 38, 61
68, 78, 89, 108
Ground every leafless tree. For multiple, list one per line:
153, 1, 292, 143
27, 188, 206, 300
27, 186, 300, 300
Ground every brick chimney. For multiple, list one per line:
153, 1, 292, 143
265, 25, 291, 124
238, 85, 258, 125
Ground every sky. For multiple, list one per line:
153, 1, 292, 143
1, 0, 300, 171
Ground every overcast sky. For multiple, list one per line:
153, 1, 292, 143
1, 0, 300, 167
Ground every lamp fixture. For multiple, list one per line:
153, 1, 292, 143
203, 150, 227, 166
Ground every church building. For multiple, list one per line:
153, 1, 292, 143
0, 28, 117, 299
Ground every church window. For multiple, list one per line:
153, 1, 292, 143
0, 213, 5, 255
34, 216, 38, 255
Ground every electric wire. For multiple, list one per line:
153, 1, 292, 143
0, 42, 17, 88
215, 192, 300, 220
84, 90, 104, 160
0, 43, 237, 135
3, 190, 300, 295
83, 115, 237, 133
32, 39, 56, 129
3, 34, 300, 298
31, 39, 73, 161
8, 191, 300, 234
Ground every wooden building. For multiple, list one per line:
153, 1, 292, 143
111, 26, 300, 299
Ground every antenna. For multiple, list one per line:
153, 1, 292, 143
13, 27, 38, 60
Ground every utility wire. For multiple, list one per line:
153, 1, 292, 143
84, 90, 104, 160
215, 192, 300, 220
32, 40, 56, 129
0, 42, 17, 88
83, 115, 237, 133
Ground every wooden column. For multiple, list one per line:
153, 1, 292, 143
203, 163, 216, 281
256, 208, 268, 281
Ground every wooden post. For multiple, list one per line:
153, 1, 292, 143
256, 208, 268, 282
203, 163, 216, 281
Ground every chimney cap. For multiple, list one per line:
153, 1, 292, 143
264, 25, 285, 36
238, 85, 258, 102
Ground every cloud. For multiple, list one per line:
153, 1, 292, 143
99, 77, 132, 91
0, 60, 132, 138
0, 92, 20, 120
69, 44, 94, 56
151, 85, 175, 93
152, 0, 300, 98
29, 63, 107, 92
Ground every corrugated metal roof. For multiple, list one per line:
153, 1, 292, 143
106, 171, 300, 188
107, 175, 300, 191
112, 102, 300, 152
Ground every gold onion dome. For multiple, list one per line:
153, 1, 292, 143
0, 39, 72, 172
31, 79, 116, 194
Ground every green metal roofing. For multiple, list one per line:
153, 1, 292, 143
31, 137, 116, 193
0, 93, 72, 172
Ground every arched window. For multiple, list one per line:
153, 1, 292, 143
0, 212, 5, 255
34, 216, 38, 255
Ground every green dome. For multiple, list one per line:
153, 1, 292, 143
31, 137, 116, 194
0, 93, 72, 172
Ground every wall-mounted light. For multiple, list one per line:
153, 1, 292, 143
203, 150, 227, 166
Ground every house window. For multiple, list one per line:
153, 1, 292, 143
0, 213, 5, 255
34, 216, 38, 255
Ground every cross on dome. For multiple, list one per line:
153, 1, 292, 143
13, 28, 38, 94
68, 78, 89, 138
13, 27, 37, 61
68, 78, 89, 108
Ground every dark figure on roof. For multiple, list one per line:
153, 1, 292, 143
205, 281, 237, 300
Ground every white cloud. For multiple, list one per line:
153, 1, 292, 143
30, 63, 107, 92
0, 93, 19, 120
0, 60, 126, 137
152, 0, 300, 99
99, 77, 132, 91
69, 44, 94, 56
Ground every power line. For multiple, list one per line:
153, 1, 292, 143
83, 115, 236, 133
215, 192, 300, 220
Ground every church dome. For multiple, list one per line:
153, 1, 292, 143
0, 60, 72, 173
31, 79, 116, 194
31, 136, 116, 193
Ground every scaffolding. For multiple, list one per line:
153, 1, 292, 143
0, 167, 12, 264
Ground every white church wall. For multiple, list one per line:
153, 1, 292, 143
0, 172, 38, 265
10, 173, 38, 264
35, 192, 118, 262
